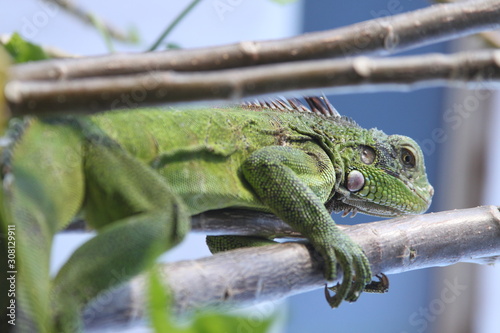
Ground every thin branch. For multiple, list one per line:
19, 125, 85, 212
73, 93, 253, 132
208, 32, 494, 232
64, 209, 301, 237
147, 0, 202, 52
435, 0, 500, 47
191, 209, 301, 238
11, 0, 500, 81
82, 206, 500, 328
480, 31, 500, 48
88, 14, 115, 53
6, 49, 500, 115
0, 34, 78, 59
46, 0, 136, 44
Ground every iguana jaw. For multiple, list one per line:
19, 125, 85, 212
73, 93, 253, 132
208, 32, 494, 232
330, 182, 433, 218
329, 195, 405, 218
335, 196, 421, 217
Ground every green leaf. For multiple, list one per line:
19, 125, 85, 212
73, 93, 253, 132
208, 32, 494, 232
126, 25, 141, 44
193, 312, 275, 333
148, 268, 191, 333
88, 15, 115, 53
148, 267, 276, 333
1, 33, 49, 63
165, 42, 182, 50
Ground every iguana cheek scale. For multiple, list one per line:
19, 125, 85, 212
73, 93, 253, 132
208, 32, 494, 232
0, 97, 433, 332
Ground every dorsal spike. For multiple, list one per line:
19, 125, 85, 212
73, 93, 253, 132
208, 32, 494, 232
286, 98, 301, 111
321, 93, 341, 118
240, 96, 359, 128
287, 98, 311, 113
304, 96, 327, 116
275, 98, 294, 111
265, 101, 277, 110
304, 96, 341, 118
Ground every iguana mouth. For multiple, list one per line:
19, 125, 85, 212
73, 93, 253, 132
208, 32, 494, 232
343, 191, 431, 217
338, 198, 408, 217
328, 183, 432, 218
325, 191, 396, 217
396, 174, 434, 211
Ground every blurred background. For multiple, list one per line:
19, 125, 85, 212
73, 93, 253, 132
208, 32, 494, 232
2, 1, 499, 332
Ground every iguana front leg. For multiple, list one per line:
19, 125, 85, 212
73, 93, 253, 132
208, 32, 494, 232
239, 145, 371, 307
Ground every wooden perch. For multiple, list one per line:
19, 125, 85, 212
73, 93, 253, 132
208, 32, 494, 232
9, 0, 500, 81
6, 49, 500, 116
82, 206, 500, 328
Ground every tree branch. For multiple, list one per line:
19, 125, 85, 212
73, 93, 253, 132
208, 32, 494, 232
46, 0, 137, 44
6, 49, 500, 115
82, 206, 500, 328
63, 209, 300, 237
11, 0, 500, 82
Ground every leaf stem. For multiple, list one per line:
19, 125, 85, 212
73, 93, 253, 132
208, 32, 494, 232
147, 0, 202, 52
89, 14, 115, 53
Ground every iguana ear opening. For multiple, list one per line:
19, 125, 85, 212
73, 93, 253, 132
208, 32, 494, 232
346, 170, 365, 192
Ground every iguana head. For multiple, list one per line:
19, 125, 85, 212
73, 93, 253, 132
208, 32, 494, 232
242, 96, 433, 217
331, 133, 433, 217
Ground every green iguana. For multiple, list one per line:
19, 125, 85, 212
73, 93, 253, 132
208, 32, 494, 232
0, 96, 433, 332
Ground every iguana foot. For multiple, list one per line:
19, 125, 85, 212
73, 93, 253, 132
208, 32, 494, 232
318, 232, 372, 307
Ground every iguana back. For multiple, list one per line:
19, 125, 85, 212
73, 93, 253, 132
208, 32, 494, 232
89, 107, 361, 215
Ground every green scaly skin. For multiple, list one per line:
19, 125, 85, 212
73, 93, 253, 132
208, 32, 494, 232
0, 98, 433, 332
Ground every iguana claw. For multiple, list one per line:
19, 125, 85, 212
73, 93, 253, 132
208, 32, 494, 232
325, 273, 390, 307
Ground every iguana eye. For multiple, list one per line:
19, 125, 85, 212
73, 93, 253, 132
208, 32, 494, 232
360, 146, 375, 165
401, 148, 416, 168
